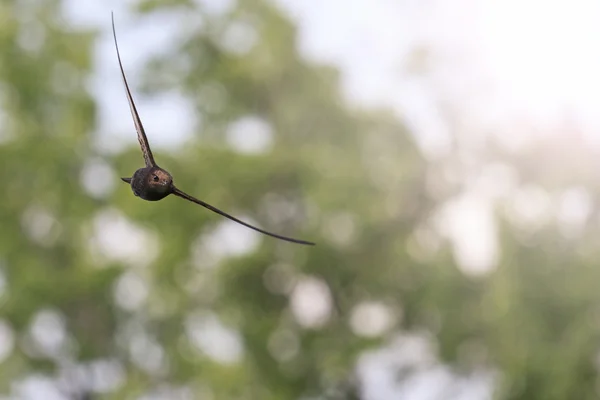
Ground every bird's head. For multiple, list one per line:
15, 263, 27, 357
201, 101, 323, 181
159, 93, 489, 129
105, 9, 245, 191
148, 167, 173, 192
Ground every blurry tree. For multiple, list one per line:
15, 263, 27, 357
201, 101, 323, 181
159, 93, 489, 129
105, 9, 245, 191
2, 0, 600, 400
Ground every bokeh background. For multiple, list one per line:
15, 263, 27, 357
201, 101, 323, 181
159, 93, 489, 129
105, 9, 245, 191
2, 0, 600, 399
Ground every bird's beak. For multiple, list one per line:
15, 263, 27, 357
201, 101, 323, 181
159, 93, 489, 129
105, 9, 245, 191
121, 177, 132, 184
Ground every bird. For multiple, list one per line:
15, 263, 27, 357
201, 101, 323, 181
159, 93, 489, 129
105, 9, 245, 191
111, 13, 315, 246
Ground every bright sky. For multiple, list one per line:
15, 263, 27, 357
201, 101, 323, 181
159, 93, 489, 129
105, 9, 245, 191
51, 0, 600, 399
279, 0, 600, 153
63, 0, 600, 154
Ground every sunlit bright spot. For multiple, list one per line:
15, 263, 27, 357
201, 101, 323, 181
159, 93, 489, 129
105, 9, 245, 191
87, 359, 126, 394
437, 192, 498, 277
504, 185, 553, 235
0, 319, 14, 363
556, 187, 592, 239
129, 332, 166, 375
357, 333, 496, 400
92, 131, 129, 157
194, 0, 236, 16
357, 333, 437, 399
16, 17, 46, 55
29, 309, 68, 358
185, 312, 244, 365
113, 271, 150, 312
350, 301, 397, 338
192, 219, 261, 269
190, 235, 222, 270
137, 384, 195, 400
290, 276, 333, 329
263, 262, 298, 295
219, 20, 259, 55
80, 159, 116, 199
322, 212, 357, 247
60, 0, 113, 28
57, 359, 125, 396
21, 205, 62, 247
87, 209, 160, 268
226, 115, 274, 155
137, 92, 196, 151
13, 376, 67, 400
267, 328, 300, 362
56, 364, 88, 397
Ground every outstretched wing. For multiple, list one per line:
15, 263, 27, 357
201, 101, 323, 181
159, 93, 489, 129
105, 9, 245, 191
111, 13, 156, 168
172, 187, 315, 245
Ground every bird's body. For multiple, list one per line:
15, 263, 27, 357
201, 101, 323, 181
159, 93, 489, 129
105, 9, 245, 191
112, 13, 314, 246
123, 167, 173, 201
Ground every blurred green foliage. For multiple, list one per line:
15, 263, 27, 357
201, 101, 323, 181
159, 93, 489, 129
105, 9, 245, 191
2, 1, 600, 399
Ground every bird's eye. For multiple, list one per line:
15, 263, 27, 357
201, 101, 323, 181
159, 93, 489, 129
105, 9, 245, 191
153, 175, 159, 182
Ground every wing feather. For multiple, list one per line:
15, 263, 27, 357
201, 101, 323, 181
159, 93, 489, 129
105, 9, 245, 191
111, 13, 156, 168
172, 187, 315, 245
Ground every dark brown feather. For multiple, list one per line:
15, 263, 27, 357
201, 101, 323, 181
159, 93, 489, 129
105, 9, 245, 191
172, 187, 315, 245
111, 13, 156, 168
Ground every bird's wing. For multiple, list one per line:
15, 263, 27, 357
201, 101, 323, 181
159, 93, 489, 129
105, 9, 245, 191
111, 13, 157, 168
172, 187, 315, 245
